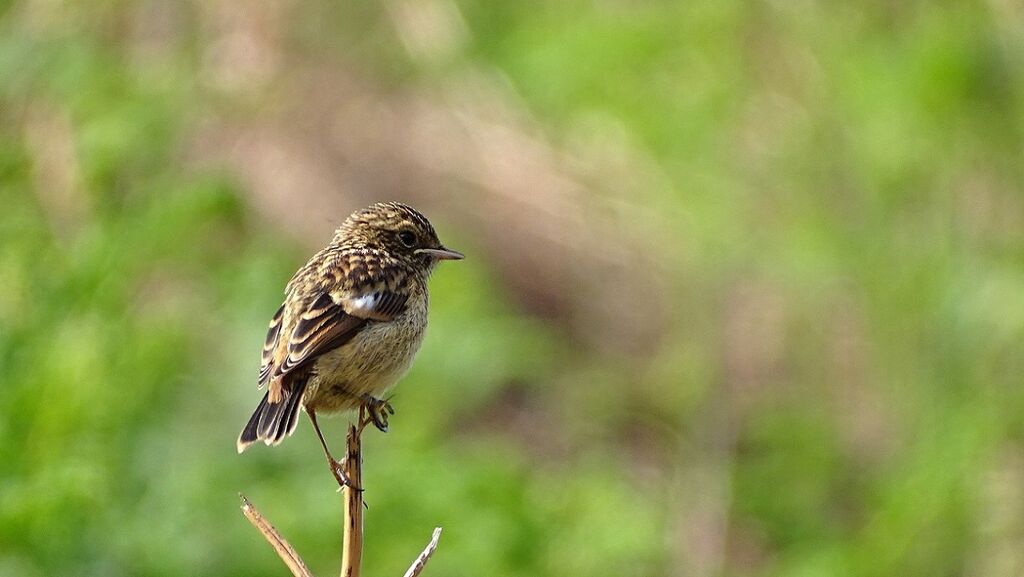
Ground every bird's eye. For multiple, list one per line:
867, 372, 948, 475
398, 230, 417, 247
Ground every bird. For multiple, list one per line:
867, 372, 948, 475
236, 201, 463, 486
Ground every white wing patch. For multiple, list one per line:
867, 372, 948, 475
346, 294, 380, 317
341, 291, 408, 321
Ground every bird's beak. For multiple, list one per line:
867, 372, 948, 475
416, 247, 465, 260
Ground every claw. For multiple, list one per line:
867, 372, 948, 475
360, 395, 394, 433
371, 410, 388, 432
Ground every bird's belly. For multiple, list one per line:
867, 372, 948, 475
304, 316, 425, 413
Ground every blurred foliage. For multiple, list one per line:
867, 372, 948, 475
2, 1, 1024, 577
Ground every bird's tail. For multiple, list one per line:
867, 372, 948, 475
236, 381, 308, 453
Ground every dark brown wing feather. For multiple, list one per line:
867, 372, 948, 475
258, 303, 285, 388
275, 292, 367, 378
369, 291, 408, 319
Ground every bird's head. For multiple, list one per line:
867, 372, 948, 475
336, 202, 463, 272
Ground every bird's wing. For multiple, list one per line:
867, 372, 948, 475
262, 288, 409, 396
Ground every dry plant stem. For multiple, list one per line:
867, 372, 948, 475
340, 415, 365, 577
402, 528, 442, 577
242, 406, 441, 577
240, 494, 315, 577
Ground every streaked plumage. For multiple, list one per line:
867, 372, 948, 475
237, 202, 462, 455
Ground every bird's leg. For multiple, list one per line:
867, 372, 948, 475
307, 409, 360, 491
358, 394, 395, 433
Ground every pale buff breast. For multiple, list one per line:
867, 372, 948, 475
303, 294, 428, 413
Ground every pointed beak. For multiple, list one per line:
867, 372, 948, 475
416, 246, 465, 261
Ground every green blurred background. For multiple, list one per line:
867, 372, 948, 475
2, 1, 1023, 576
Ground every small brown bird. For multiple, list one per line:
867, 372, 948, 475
237, 202, 462, 484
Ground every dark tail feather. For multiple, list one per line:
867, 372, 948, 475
236, 393, 268, 453
236, 381, 308, 453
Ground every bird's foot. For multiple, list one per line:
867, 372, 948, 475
359, 395, 395, 433
328, 457, 362, 492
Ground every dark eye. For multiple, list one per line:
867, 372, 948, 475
398, 230, 417, 247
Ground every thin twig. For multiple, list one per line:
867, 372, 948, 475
340, 417, 364, 577
402, 528, 443, 577
240, 494, 315, 577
